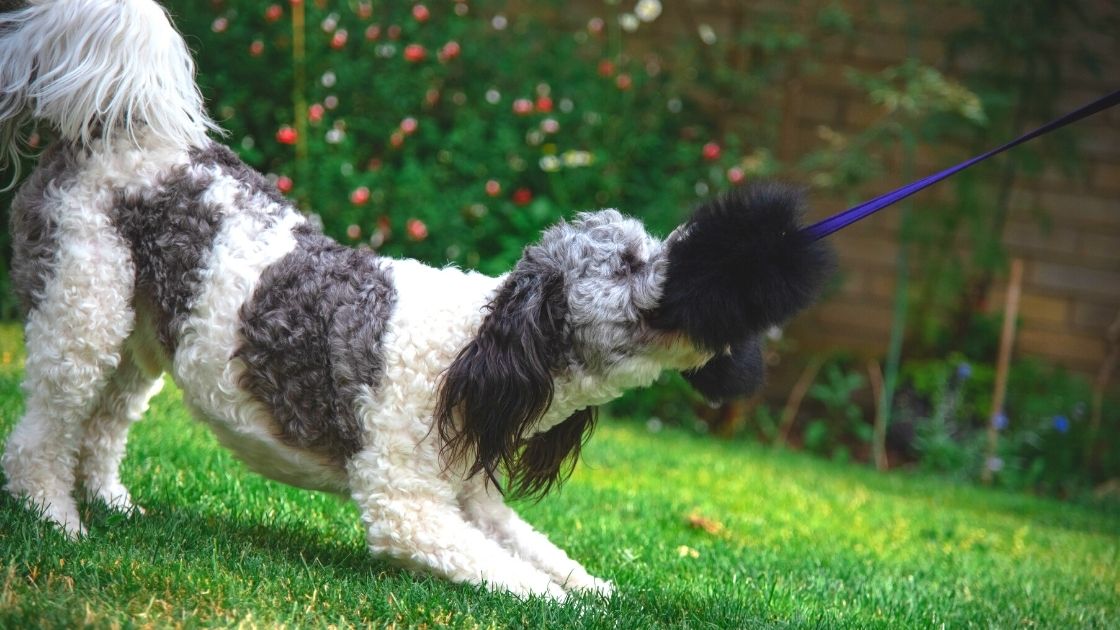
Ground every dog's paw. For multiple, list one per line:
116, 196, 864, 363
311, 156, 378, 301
86, 483, 145, 516
55, 510, 88, 539
582, 571, 618, 596
5, 481, 87, 538
558, 573, 615, 599
33, 495, 87, 538
543, 581, 570, 602
586, 577, 615, 599
499, 579, 569, 603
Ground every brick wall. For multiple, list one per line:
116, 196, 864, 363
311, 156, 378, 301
566, 0, 1119, 378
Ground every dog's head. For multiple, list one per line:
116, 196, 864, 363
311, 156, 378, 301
436, 181, 834, 497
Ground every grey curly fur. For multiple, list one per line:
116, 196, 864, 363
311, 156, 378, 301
111, 148, 230, 353
534, 209, 667, 370
8, 142, 78, 316
236, 224, 396, 462
191, 143, 289, 210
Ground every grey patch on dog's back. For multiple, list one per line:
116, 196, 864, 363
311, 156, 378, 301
190, 142, 287, 207
112, 156, 223, 353
111, 142, 295, 353
235, 223, 397, 462
8, 142, 80, 315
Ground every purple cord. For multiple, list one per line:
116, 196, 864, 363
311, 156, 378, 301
801, 88, 1120, 242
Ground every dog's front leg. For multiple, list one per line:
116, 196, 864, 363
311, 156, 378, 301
459, 479, 614, 598
347, 450, 566, 601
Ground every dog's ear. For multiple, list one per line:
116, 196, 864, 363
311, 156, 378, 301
509, 407, 596, 498
682, 335, 766, 403
434, 260, 568, 494
651, 182, 835, 351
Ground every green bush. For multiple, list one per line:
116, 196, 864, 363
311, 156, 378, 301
163, 0, 733, 274
899, 354, 1119, 497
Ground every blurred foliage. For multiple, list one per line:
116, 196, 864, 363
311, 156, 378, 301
898, 354, 1118, 497
804, 360, 869, 463
162, 0, 729, 276
909, 0, 1119, 352
801, 59, 986, 191
709, 347, 1120, 499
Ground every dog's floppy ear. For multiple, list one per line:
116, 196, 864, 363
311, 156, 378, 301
435, 257, 571, 496
512, 407, 596, 497
682, 335, 766, 403
651, 182, 835, 351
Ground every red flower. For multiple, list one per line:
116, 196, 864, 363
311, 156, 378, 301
702, 141, 721, 161
406, 218, 428, 241
387, 24, 401, 40
512, 187, 533, 206
535, 96, 553, 113
485, 179, 501, 197
615, 74, 632, 90
308, 103, 325, 123
276, 175, 293, 193
399, 117, 418, 135
331, 30, 348, 49
249, 40, 265, 57
438, 41, 461, 62
404, 44, 426, 62
412, 4, 430, 22
727, 166, 746, 185
365, 24, 381, 40
350, 186, 371, 205
390, 130, 405, 148
597, 59, 615, 77
265, 4, 283, 22
512, 98, 533, 115
275, 125, 298, 145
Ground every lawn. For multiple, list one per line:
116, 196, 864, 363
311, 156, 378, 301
0, 324, 1117, 628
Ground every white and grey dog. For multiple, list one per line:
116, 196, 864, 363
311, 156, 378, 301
0, 0, 831, 600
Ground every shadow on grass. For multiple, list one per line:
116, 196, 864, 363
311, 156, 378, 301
0, 478, 789, 628
0, 482, 386, 577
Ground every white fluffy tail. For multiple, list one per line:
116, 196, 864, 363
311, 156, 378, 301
0, 0, 220, 180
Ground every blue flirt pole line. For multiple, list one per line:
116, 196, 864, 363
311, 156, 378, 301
801, 88, 1120, 242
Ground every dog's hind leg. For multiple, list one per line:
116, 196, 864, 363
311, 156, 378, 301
348, 449, 568, 601
459, 478, 614, 597
2, 196, 136, 537
77, 344, 163, 514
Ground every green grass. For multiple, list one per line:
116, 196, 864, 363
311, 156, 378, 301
1, 324, 1118, 628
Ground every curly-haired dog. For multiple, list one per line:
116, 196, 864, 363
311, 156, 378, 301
0, 0, 832, 600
